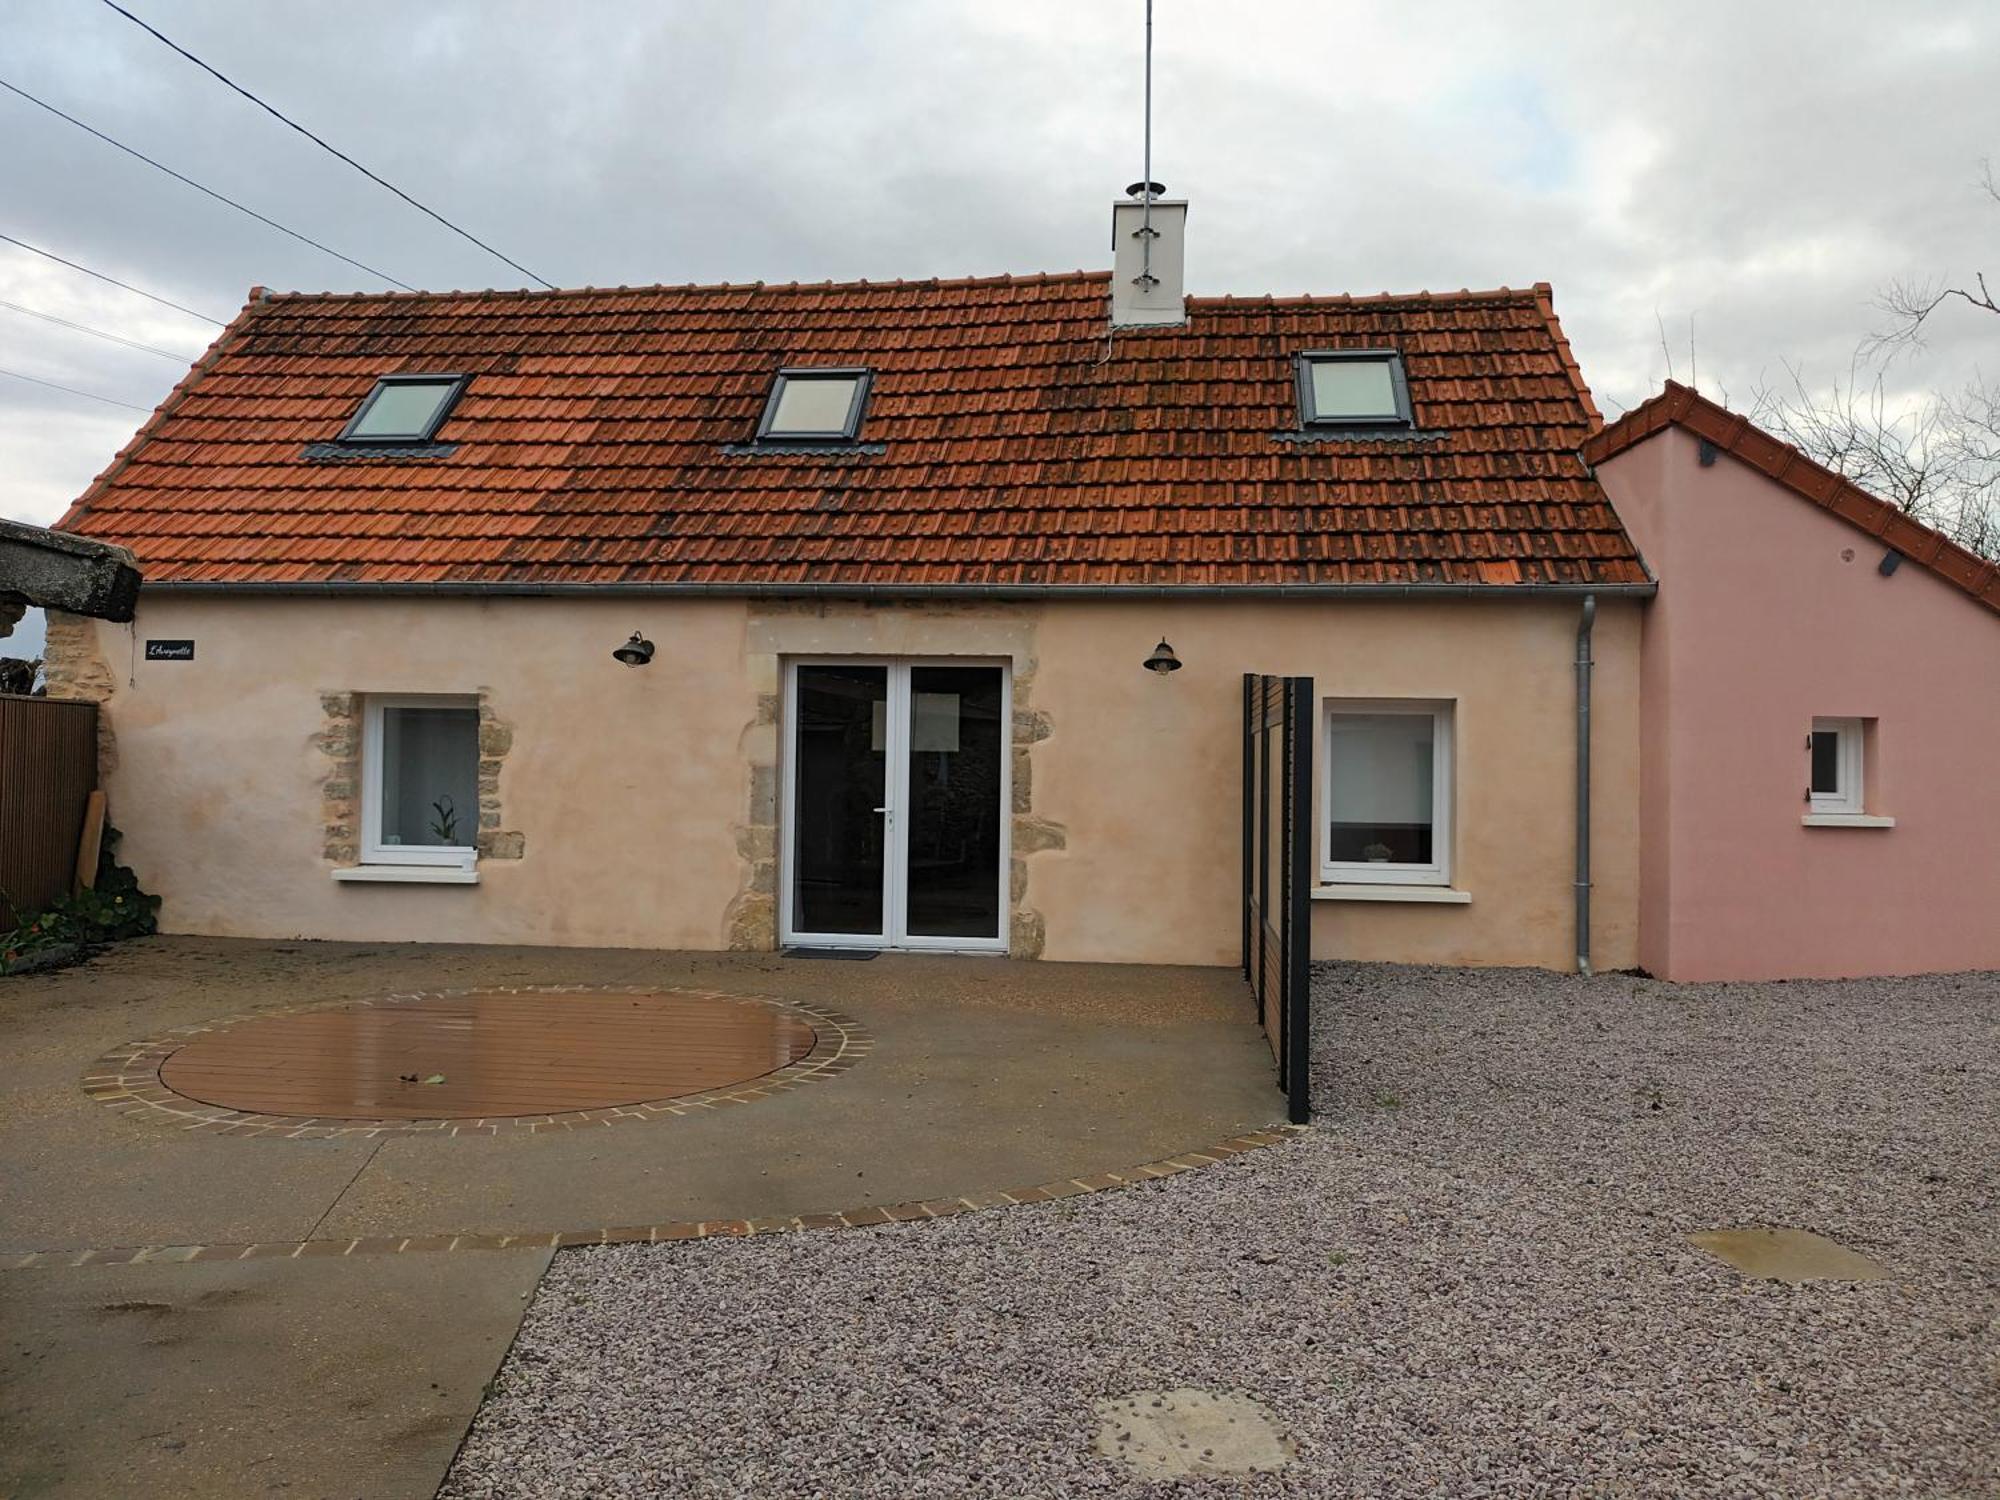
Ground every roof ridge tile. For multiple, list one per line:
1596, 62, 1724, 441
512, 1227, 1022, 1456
1191, 284, 1542, 311
257, 274, 1023, 305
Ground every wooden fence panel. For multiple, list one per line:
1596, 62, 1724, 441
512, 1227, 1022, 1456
0, 695, 99, 928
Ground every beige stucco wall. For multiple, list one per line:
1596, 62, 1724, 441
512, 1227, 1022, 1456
51, 593, 1639, 970
1027, 599, 1640, 969
49, 597, 756, 950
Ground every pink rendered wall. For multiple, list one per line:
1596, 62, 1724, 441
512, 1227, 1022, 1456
1600, 425, 2000, 980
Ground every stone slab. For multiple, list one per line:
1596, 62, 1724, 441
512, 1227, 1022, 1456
0, 518, 140, 622
1690, 1226, 1888, 1282
1094, 1387, 1295, 1479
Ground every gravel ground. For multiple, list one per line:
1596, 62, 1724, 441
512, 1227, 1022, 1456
443, 963, 1999, 1498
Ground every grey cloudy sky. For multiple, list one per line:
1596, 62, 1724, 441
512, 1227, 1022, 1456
4, 0, 1997, 652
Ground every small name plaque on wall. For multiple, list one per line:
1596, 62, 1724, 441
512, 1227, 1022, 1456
144, 640, 195, 661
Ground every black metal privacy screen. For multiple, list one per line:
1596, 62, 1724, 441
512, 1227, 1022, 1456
1243, 674, 1313, 1125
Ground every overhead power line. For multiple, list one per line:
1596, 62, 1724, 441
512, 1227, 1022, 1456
0, 296, 199, 362
0, 366, 154, 412
0, 233, 226, 325
0, 75, 417, 290
100, 0, 556, 291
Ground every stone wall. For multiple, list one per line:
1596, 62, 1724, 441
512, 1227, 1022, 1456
40, 610, 120, 774
315, 692, 360, 864
1007, 652, 1064, 958
722, 688, 781, 950
474, 696, 524, 860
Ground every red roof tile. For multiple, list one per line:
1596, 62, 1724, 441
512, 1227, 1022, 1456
1584, 381, 2000, 618
58, 272, 1648, 590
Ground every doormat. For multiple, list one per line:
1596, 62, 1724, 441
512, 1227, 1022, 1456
782, 947, 880, 961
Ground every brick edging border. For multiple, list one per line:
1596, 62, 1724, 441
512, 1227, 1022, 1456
2, 1124, 1307, 1272
80, 986, 871, 1139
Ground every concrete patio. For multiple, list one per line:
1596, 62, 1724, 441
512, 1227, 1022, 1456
0, 935, 1282, 1498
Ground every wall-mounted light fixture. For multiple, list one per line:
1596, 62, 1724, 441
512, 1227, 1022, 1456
612, 631, 655, 667
1142, 637, 1182, 675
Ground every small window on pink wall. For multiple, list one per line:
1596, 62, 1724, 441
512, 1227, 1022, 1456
1808, 717, 1865, 814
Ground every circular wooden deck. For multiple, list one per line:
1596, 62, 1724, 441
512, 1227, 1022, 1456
156, 988, 819, 1121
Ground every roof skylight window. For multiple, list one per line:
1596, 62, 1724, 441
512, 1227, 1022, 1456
1296, 351, 1413, 429
756, 367, 872, 443
339, 374, 469, 443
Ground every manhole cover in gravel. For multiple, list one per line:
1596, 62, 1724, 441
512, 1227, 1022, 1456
154, 988, 819, 1120
1690, 1227, 1887, 1282
1094, 1388, 1295, 1478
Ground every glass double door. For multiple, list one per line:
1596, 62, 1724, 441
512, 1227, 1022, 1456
783, 661, 1008, 951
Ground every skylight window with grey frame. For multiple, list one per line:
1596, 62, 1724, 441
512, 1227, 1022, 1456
756, 367, 873, 444
338, 373, 470, 444
1295, 350, 1413, 430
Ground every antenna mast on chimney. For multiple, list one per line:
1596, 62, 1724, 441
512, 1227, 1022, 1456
1108, 0, 1186, 329
1139, 0, 1155, 290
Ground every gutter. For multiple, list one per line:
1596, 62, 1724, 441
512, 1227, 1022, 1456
1574, 593, 1596, 976
138, 580, 1657, 601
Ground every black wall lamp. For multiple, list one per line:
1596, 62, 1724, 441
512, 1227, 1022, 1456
612, 631, 655, 667
1142, 637, 1182, 675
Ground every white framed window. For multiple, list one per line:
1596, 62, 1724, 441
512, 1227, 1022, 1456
359, 695, 480, 868
1322, 699, 1452, 886
1807, 717, 1866, 815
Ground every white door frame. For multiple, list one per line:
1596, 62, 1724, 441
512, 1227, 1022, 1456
778, 657, 1012, 954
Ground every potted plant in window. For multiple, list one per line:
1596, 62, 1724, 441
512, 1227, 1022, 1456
1362, 842, 1393, 864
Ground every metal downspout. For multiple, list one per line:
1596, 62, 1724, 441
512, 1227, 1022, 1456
1574, 594, 1597, 975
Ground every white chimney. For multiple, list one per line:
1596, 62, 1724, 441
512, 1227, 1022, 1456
1110, 182, 1187, 328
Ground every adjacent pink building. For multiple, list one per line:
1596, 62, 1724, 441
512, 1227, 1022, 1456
1588, 383, 2000, 981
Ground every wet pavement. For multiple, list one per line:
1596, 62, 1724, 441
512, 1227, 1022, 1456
0, 935, 1279, 1499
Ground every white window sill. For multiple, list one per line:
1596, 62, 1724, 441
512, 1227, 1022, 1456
1801, 813, 1896, 829
332, 865, 480, 884
1313, 884, 1471, 905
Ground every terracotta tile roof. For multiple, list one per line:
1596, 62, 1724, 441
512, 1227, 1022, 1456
58, 272, 1648, 590
1584, 381, 2000, 618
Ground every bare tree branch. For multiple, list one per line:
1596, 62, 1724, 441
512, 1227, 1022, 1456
1865, 159, 1998, 358
1747, 158, 2000, 559
1749, 366, 2000, 559
1868, 275, 1999, 357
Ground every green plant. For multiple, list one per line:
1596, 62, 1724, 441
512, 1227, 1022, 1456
2, 825, 160, 969
428, 795, 459, 844
0, 907, 67, 966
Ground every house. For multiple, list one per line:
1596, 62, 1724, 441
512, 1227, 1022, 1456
46, 192, 1651, 970
1586, 382, 2000, 981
